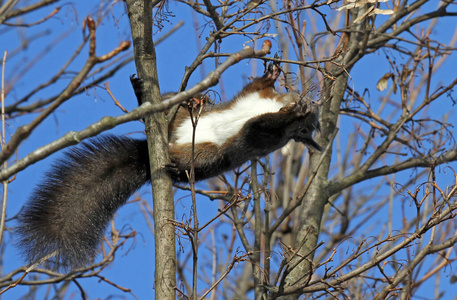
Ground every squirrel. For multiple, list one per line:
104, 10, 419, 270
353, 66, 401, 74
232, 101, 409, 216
16, 62, 321, 271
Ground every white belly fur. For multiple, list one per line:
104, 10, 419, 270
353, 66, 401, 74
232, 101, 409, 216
174, 92, 283, 146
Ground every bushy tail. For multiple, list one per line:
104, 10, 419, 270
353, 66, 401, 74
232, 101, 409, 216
16, 135, 150, 270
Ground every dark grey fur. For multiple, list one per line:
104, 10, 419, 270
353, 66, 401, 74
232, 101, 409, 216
17, 136, 150, 270
17, 64, 321, 271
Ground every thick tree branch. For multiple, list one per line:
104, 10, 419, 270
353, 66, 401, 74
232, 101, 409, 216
0, 40, 271, 182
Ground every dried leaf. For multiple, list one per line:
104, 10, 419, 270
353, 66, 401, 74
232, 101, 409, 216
376, 73, 394, 91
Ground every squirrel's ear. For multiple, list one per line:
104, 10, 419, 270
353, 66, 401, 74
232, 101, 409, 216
130, 74, 144, 107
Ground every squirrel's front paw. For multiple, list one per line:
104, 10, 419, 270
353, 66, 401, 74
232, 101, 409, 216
163, 163, 181, 178
164, 162, 181, 178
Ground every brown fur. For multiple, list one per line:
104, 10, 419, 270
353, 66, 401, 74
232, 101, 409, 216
16, 63, 321, 270
166, 63, 321, 182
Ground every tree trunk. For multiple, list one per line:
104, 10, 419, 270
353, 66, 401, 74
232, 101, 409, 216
125, 1, 176, 299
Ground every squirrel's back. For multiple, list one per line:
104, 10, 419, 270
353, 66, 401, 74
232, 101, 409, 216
16, 63, 321, 270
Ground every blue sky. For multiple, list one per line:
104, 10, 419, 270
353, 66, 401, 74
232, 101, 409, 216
2, 2, 266, 298
2, 1, 457, 299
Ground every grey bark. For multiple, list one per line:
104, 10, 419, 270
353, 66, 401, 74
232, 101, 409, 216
125, 1, 176, 299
